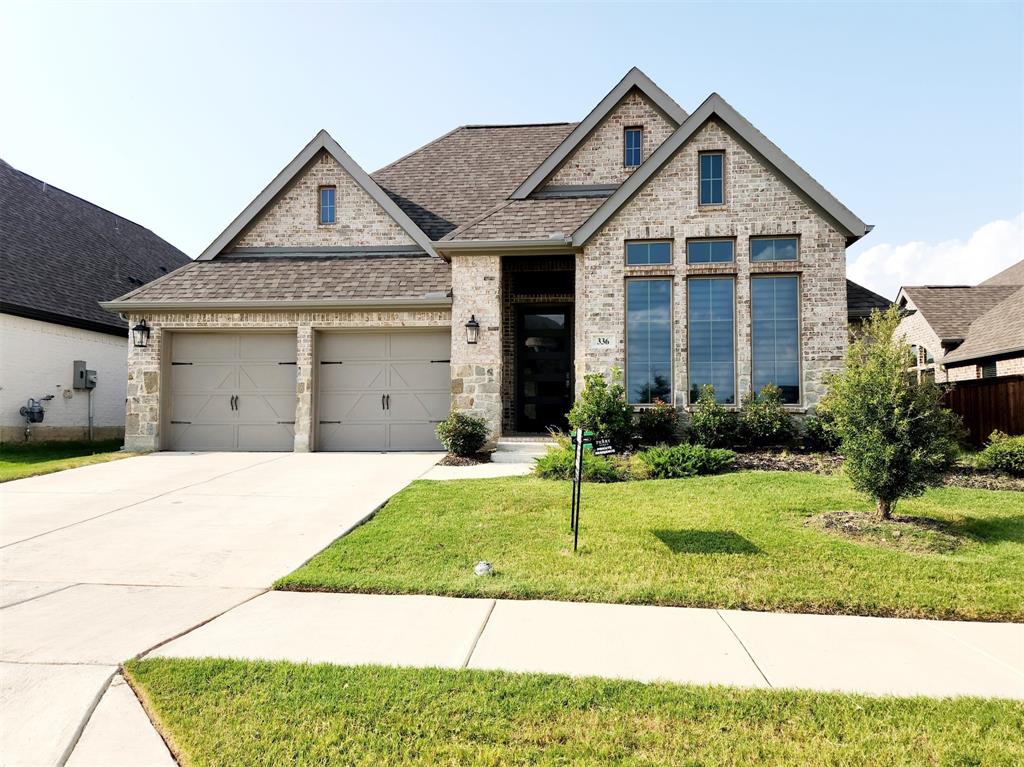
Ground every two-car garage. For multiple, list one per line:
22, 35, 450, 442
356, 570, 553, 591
164, 329, 450, 452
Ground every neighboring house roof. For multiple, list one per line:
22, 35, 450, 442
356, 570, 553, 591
102, 255, 451, 311
441, 197, 604, 242
980, 258, 1024, 286
196, 130, 439, 260
899, 285, 1019, 344
372, 123, 576, 240
0, 159, 190, 335
846, 279, 892, 320
572, 93, 871, 246
510, 67, 688, 200
943, 286, 1024, 364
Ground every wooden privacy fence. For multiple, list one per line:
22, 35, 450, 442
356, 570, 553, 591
942, 375, 1024, 446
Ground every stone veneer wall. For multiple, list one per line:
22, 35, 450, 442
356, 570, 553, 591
124, 308, 449, 452
545, 89, 677, 187
576, 119, 848, 411
449, 255, 502, 443
235, 151, 415, 249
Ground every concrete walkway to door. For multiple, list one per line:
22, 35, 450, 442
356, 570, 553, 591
0, 450, 441, 767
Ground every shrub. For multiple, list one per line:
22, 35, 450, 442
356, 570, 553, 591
822, 308, 961, 519
435, 411, 489, 456
634, 398, 680, 446
977, 431, 1024, 477
533, 447, 628, 483
567, 367, 634, 450
634, 444, 735, 479
803, 408, 841, 453
738, 384, 797, 448
687, 385, 739, 448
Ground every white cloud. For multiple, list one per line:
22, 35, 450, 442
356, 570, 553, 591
847, 213, 1024, 299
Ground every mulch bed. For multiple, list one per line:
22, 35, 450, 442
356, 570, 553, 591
806, 510, 967, 554
940, 466, 1024, 492
437, 452, 492, 466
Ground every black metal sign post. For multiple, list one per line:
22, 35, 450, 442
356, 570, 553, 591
571, 427, 584, 550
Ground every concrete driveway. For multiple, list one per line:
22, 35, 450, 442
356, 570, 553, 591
0, 451, 440, 767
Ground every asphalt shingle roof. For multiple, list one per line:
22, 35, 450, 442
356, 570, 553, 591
0, 160, 190, 334
901, 285, 1019, 342
846, 279, 892, 320
441, 197, 604, 242
980, 258, 1024, 286
943, 286, 1024, 364
371, 123, 577, 240
109, 256, 451, 304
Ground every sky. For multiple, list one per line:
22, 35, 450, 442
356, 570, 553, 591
2, 1, 1021, 299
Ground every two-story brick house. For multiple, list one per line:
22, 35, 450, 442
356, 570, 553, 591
104, 68, 872, 452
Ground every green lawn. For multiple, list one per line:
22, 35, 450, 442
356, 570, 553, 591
277, 473, 1024, 622
0, 440, 130, 482
126, 658, 1024, 767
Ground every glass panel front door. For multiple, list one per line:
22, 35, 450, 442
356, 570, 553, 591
517, 305, 572, 433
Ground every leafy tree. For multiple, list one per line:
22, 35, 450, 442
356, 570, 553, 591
822, 308, 960, 519
567, 367, 634, 450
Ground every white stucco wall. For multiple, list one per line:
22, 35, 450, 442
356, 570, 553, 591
0, 313, 128, 443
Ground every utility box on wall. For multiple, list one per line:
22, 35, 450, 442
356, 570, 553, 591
73, 360, 97, 390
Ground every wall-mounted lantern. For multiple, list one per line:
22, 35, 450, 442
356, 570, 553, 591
465, 315, 480, 345
132, 319, 151, 348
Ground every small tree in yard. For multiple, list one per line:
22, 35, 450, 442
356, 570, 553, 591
823, 307, 960, 520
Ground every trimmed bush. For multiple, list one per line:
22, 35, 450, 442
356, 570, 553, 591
688, 385, 739, 448
803, 409, 841, 453
635, 399, 680, 446
567, 368, 634, 450
738, 384, 797, 448
977, 431, 1024, 477
533, 447, 628, 483
634, 444, 736, 479
435, 411, 489, 456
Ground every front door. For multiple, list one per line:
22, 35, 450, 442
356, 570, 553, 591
516, 305, 573, 433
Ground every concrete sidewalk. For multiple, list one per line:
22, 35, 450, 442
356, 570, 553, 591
150, 591, 1024, 700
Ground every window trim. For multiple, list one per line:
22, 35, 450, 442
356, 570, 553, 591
685, 237, 735, 265
625, 277, 674, 406
749, 272, 804, 407
698, 150, 725, 206
625, 239, 673, 267
624, 126, 643, 168
686, 275, 737, 406
318, 185, 337, 226
749, 235, 800, 264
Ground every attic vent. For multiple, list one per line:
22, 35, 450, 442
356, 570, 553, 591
158, 266, 168, 274
128, 276, 144, 286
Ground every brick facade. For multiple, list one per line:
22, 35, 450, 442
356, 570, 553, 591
575, 119, 847, 411
124, 309, 449, 452
546, 90, 676, 187
235, 151, 415, 249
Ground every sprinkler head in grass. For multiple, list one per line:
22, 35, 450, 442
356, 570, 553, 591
474, 561, 494, 577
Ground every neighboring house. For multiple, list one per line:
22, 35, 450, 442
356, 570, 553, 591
896, 259, 1024, 383
104, 68, 872, 453
0, 160, 190, 443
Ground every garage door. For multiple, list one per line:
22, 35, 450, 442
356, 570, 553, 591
317, 331, 450, 451
167, 333, 297, 451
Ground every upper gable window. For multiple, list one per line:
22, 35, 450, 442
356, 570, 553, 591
624, 127, 643, 168
751, 237, 798, 262
699, 152, 724, 205
626, 241, 671, 266
319, 186, 336, 225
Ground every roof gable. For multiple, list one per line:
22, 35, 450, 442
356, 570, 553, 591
197, 130, 437, 260
897, 285, 1019, 343
511, 68, 688, 200
572, 93, 870, 246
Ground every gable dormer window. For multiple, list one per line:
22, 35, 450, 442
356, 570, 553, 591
624, 127, 643, 167
319, 186, 336, 225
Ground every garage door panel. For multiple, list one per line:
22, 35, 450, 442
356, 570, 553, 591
170, 394, 233, 423
319, 363, 386, 391
167, 424, 236, 452
320, 333, 387, 360
238, 364, 298, 391
170, 365, 236, 391
389, 423, 444, 451
319, 392, 386, 423
172, 334, 237, 362
387, 392, 449, 422
390, 362, 450, 391
239, 334, 295, 361
235, 394, 296, 423
237, 424, 293, 451
319, 422, 387, 452
389, 332, 450, 360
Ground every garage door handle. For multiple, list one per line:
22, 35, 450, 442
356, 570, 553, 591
386, 394, 391, 410
381, 394, 386, 410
